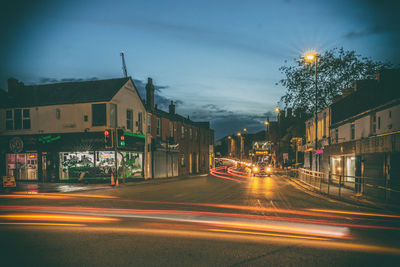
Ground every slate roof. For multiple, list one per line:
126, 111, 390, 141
150, 107, 211, 129
4, 77, 131, 108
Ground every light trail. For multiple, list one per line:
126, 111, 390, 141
308, 209, 400, 219
0, 222, 86, 227
207, 228, 332, 241
0, 213, 119, 223
12, 192, 118, 199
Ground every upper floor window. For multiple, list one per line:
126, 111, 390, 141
156, 118, 161, 136
389, 110, 392, 118
189, 128, 192, 140
377, 117, 381, 130
109, 103, 117, 128
147, 115, 151, 134
335, 128, 339, 143
169, 121, 174, 138
138, 112, 143, 133
181, 126, 185, 139
350, 124, 355, 140
92, 104, 106, 126
56, 109, 61, 120
6, 109, 30, 130
126, 109, 133, 130
371, 113, 376, 134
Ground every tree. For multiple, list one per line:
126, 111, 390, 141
278, 48, 391, 113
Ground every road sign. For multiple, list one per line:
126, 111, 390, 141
3, 176, 16, 187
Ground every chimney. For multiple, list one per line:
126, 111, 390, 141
169, 100, 175, 114
8, 78, 24, 97
145, 77, 155, 110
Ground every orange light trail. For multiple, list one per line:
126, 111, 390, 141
308, 209, 400, 219
0, 194, 71, 199
11, 192, 118, 199
207, 228, 332, 241
0, 213, 119, 223
0, 222, 86, 227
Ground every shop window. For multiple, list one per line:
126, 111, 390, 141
92, 104, 106, 126
350, 124, 355, 140
126, 109, 133, 130
156, 118, 160, 136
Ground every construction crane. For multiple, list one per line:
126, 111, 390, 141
120, 51, 128, 78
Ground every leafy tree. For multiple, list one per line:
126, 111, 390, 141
278, 48, 391, 113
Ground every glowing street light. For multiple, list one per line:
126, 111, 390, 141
304, 51, 320, 157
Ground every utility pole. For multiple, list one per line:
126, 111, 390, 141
120, 51, 128, 78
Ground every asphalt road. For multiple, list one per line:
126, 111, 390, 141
1, 166, 400, 266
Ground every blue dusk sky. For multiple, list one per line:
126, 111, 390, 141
1, 0, 399, 140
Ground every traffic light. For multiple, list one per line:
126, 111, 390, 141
116, 129, 125, 147
104, 129, 113, 148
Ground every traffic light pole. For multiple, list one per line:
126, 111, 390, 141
114, 127, 118, 183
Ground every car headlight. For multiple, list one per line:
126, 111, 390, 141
266, 167, 271, 172
253, 167, 259, 172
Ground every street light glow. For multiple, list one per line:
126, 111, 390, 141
264, 121, 269, 125
275, 107, 280, 113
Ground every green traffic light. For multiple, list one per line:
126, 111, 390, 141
120, 141, 125, 146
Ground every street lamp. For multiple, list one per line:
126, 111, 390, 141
304, 51, 320, 169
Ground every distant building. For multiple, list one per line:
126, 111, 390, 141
144, 78, 214, 177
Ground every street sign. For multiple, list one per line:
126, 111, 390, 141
3, 176, 16, 187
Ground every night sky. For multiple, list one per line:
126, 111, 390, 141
1, 0, 399, 140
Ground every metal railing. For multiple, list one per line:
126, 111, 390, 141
287, 168, 400, 204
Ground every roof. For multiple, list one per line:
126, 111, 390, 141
5, 77, 130, 108
149, 107, 211, 129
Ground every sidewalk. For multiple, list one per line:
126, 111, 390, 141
287, 175, 400, 213
0, 173, 210, 193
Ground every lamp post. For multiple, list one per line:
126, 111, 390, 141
264, 121, 269, 141
237, 132, 243, 160
305, 52, 319, 170
275, 107, 280, 168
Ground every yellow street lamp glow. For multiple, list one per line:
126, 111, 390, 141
275, 107, 280, 113
243, 128, 247, 132
237, 132, 241, 136
264, 121, 269, 125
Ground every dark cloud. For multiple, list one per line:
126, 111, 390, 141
344, 24, 400, 39
37, 77, 98, 84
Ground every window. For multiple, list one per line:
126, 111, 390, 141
6, 109, 30, 130
92, 104, 106, 126
156, 118, 161, 136
169, 121, 174, 138
109, 103, 117, 128
126, 109, 133, 130
189, 128, 192, 140
147, 115, 151, 134
377, 117, 381, 130
323, 112, 327, 137
138, 112, 143, 133
22, 109, 30, 129
56, 109, 61, 120
389, 110, 392, 118
335, 128, 338, 143
181, 126, 185, 139
350, 124, 355, 140
371, 113, 376, 134
6, 110, 13, 130
180, 154, 185, 167
84, 115, 88, 122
